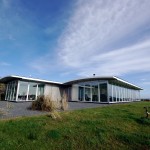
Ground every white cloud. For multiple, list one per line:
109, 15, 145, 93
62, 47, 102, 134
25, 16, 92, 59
57, 0, 150, 76
78, 39, 150, 76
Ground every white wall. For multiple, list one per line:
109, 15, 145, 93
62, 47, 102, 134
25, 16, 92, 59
44, 84, 62, 101
71, 84, 78, 101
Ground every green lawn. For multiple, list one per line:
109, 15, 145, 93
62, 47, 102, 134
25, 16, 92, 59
0, 102, 150, 150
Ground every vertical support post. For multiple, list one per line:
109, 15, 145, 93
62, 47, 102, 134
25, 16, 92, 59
90, 85, 92, 102
27, 82, 30, 101
16, 81, 20, 102
115, 85, 117, 102
35, 84, 38, 100
112, 84, 113, 102
98, 83, 100, 102
119, 86, 120, 102
83, 85, 85, 102
107, 82, 109, 103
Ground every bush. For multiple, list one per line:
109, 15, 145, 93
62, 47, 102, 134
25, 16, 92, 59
31, 96, 58, 112
31, 96, 63, 120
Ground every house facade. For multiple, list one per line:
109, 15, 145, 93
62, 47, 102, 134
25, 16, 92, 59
0, 75, 142, 103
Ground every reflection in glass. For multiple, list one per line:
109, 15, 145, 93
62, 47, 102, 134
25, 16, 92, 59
5, 81, 17, 101
92, 85, 98, 101
100, 83, 107, 102
78, 87, 84, 101
18, 81, 28, 100
28, 83, 37, 100
108, 84, 112, 102
38, 84, 44, 96
85, 87, 91, 101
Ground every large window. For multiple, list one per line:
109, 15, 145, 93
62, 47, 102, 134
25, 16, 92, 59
78, 81, 108, 102
99, 83, 107, 102
108, 84, 113, 102
5, 81, 17, 101
28, 83, 37, 100
92, 85, 98, 102
78, 87, 84, 101
37, 84, 44, 96
17, 81, 45, 101
77, 81, 140, 103
18, 81, 28, 100
85, 85, 91, 101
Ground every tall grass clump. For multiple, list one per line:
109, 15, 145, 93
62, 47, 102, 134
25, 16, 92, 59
61, 91, 68, 111
32, 96, 57, 112
31, 93, 68, 120
31, 96, 61, 119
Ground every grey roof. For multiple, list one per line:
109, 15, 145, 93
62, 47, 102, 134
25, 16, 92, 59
63, 76, 143, 90
0, 75, 143, 90
0, 75, 62, 85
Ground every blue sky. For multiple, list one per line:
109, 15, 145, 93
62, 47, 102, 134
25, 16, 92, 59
0, 0, 150, 98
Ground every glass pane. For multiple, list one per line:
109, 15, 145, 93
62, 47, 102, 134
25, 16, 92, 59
13, 82, 17, 100
120, 87, 123, 102
100, 83, 107, 102
28, 83, 37, 100
6, 83, 10, 100
92, 85, 98, 102
18, 81, 28, 100
113, 85, 116, 102
5, 81, 18, 101
85, 86, 91, 101
78, 87, 84, 101
108, 84, 112, 102
37, 84, 44, 96
116, 86, 120, 102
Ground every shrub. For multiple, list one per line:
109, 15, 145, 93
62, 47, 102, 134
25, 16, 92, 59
31, 96, 58, 112
31, 96, 62, 120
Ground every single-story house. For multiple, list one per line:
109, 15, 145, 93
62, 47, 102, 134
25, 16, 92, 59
0, 75, 142, 103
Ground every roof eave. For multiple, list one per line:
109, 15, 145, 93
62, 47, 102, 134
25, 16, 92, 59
0, 75, 62, 85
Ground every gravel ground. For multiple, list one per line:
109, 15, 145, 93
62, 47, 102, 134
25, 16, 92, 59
0, 101, 109, 119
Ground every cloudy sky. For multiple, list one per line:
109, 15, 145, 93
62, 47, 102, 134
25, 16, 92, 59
0, 0, 150, 98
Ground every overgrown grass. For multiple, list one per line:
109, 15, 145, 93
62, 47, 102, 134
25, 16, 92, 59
0, 102, 150, 150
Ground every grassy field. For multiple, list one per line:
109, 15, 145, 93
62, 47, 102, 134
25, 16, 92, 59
0, 102, 150, 150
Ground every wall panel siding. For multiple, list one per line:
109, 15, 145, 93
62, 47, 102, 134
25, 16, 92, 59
44, 84, 62, 101
71, 84, 78, 101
